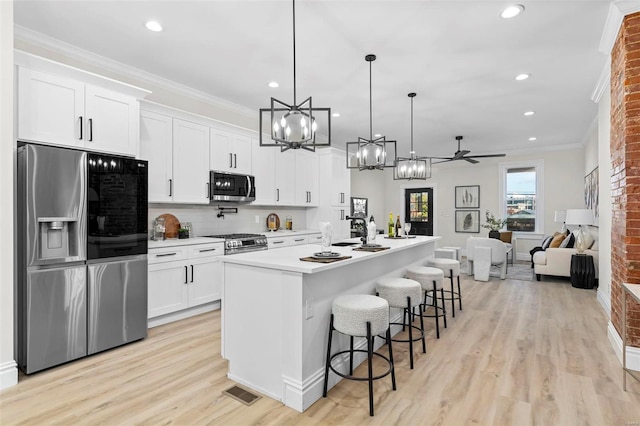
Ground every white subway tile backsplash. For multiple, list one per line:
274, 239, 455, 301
148, 204, 310, 236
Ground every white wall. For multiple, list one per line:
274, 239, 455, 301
597, 83, 612, 317
0, 0, 17, 390
351, 147, 586, 259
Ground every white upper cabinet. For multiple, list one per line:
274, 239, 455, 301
251, 138, 276, 205
210, 127, 252, 175
172, 119, 210, 204
140, 110, 173, 203
17, 68, 84, 148
274, 149, 296, 205
330, 150, 350, 206
16, 53, 148, 157
295, 150, 319, 206
140, 106, 210, 204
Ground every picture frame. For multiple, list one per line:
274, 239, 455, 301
350, 197, 368, 218
584, 167, 599, 226
455, 185, 480, 209
455, 210, 480, 233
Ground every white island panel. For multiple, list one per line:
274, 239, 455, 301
220, 236, 439, 412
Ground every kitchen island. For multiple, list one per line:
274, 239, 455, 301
219, 235, 439, 412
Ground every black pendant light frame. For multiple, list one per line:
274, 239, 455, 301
346, 54, 397, 170
393, 92, 431, 180
259, 0, 331, 152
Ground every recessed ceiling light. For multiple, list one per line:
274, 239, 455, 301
500, 4, 524, 19
332, 112, 340, 117
145, 20, 163, 32
529, 137, 537, 141
268, 81, 279, 88
524, 111, 535, 116
515, 73, 530, 81
374, 133, 382, 138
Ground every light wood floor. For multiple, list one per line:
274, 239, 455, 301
2, 269, 640, 425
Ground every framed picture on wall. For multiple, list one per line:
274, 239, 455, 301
455, 210, 480, 233
455, 185, 480, 208
585, 167, 599, 226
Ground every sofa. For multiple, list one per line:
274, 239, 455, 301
532, 232, 598, 280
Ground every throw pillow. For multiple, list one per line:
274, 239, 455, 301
566, 233, 575, 248
559, 233, 573, 248
541, 235, 554, 250
549, 232, 566, 248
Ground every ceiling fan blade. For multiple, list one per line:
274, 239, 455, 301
430, 156, 454, 160
431, 158, 454, 164
451, 150, 470, 160
465, 153, 506, 158
463, 157, 480, 164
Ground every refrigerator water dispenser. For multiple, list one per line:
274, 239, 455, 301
38, 217, 77, 260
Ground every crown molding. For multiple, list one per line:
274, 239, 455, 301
592, 60, 611, 104
14, 25, 256, 120
599, 1, 640, 55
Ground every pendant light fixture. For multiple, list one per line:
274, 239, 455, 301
393, 93, 431, 180
346, 54, 396, 170
259, 0, 331, 152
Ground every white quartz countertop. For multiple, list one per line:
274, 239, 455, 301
263, 229, 320, 237
148, 237, 224, 249
219, 235, 440, 274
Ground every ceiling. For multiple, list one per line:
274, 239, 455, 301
13, 0, 611, 160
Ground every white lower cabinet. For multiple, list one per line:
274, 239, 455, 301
331, 207, 352, 241
148, 242, 223, 320
267, 235, 309, 249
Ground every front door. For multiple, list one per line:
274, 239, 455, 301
405, 188, 434, 236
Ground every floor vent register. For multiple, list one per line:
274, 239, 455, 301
222, 385, 262, 406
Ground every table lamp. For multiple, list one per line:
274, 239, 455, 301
565, 209, 594, 253
554, 210, 567, 233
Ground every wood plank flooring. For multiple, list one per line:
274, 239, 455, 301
2, 268, 640, 425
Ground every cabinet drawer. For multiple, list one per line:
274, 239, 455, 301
291, 236, 308, 245
148, 247, 188, 264
308, 233, 322, 243
188, 243, 224, 259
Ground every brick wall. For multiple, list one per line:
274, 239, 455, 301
611, 12, 640, 347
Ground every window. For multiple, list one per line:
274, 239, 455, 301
499, 161, 544, 234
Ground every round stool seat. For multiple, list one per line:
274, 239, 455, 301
406, 266, 445, 290
332, 294, 389, 337
376, 277, 422, 308
426, 258, 460, 277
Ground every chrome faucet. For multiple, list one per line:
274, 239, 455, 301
346, 216, 368, 244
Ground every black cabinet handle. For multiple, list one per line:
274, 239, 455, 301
156, 252, 177, 257
190, 265, 194, 283
276, 188, 280, 202
184, 266, 188, 284
206, 182, 209, 199
294, 238, 304, 242
169, 179, 172, 197
78, 116, 83, 140
273, 240, 284, 244
199, 248, 217, 253
234, 153, 237, 168
229, 153, 233, 168
88, 118, 93, 141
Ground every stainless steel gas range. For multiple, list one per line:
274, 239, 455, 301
204, 233, 268, 255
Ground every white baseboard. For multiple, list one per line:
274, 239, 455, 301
607, 321, 640, 372
0, 360, 18, 390
148, 301, 220, 328
597, 288, 611, 319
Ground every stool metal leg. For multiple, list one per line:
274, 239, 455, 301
406, 297, 414, 369
323, 314, 335, 398
386, 327, 397, 391
432, 281, 440, 339
449, 270, 456, 318
457, 276, 462, 311
366, 322, 374, 416
418, 301, 426, 353
349, 336, 354, 375
441, 288, 447, 329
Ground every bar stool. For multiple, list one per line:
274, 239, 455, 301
323, 294, 396, 417
426, 257, 462, 318
406, 266, 447, 339
376, 277, 425, 369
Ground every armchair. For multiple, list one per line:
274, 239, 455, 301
466, 237, 508, 281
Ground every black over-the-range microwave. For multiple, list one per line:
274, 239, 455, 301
209, 171, 256, 203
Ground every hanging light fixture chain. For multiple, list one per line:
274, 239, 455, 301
292, 0, 297, 105
410, 94, 414, 153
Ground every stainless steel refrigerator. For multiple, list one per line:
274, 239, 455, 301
17, 144, 148, 374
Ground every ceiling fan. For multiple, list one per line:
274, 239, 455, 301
431, 136, 506, 164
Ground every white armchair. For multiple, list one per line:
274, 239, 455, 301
466, 237, 508, 281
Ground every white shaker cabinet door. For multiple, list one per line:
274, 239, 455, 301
251, 141, 276, 205
17, 67, 84, 148
210, 128, 233, 172
274, 149, 296, 205
140, 110, 173, 203
84, 85, 139, 156
148, 261, 190, 318
295, 150, 319, 206
172, 119, 210, 204
231, 134, 253, 175
189, 257, 222, 306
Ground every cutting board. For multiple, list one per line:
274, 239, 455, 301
158, 213, 180, 239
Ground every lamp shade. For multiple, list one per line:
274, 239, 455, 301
554, 210, 566, 223
565, 209, 594, 226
